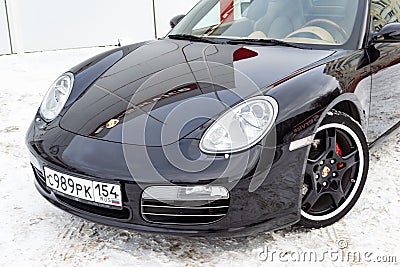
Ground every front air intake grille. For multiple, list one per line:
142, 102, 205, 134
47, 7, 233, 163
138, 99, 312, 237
32, 165, 51, 193
141, 187, 230, 225
56, 194, 131, 220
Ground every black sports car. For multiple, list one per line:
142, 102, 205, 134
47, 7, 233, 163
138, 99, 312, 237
27, 0, 400, 236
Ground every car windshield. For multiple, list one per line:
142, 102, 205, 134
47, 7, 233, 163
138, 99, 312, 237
169, 0, 362, 48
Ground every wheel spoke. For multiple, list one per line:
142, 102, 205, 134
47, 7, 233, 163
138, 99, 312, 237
302, 165, 321, 212
343, 176, 354, 195
329, 185, 346, 208
339, 149, 359, 174
343, 149, 359, 166
326, 128, 337, 152
302, 189, 320, 212
305, 162, 316, 178
349, 165, 358, 179
307, 153, 325, 165
342, 165, 358, 195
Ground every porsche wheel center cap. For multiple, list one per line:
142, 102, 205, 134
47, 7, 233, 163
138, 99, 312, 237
322, 166, 331, 178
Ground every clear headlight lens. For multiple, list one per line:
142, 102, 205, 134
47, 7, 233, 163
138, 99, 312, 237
39, 73, 74, 121
200, 96, 278, 154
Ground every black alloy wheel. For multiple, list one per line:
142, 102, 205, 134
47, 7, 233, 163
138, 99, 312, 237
299, 111, 369, 228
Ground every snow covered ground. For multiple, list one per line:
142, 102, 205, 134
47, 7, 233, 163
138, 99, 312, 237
0, 47, 399, 266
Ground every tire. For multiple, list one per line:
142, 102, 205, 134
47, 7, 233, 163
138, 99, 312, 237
298, 110, 369, 228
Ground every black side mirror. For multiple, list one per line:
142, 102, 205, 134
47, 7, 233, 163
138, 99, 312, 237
372, 22, 400, 43
170, 15, 185, 29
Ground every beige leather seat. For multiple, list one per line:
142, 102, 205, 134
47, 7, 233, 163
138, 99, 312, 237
253, 0, 305, 39
222, 0, 269, 37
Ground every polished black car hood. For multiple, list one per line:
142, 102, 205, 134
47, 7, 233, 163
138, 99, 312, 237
60, 39, 334, 145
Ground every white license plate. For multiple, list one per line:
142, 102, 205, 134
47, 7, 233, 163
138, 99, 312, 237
44, 167, 122, 208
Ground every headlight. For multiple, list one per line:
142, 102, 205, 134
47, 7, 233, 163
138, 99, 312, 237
200, 96, 278, 154
39, 73, 74, 121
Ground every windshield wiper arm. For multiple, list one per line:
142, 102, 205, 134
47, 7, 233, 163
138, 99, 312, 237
168, 34, 221, 44
226, 38, 309, 49
168, 35, 310, 48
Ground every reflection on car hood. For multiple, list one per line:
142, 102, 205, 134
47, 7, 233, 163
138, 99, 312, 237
60, 39, 334, 145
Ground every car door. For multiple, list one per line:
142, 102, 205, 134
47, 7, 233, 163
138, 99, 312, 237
368, 0, 400, 142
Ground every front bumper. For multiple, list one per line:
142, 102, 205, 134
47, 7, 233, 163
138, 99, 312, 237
26, 117, 309, 237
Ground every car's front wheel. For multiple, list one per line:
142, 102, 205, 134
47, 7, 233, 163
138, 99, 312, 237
299, 111, 369, 228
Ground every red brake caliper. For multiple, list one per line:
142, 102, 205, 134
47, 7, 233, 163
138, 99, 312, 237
336, 143, 345, 169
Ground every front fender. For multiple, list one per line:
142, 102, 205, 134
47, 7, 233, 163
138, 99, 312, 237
265, 49, 370, 146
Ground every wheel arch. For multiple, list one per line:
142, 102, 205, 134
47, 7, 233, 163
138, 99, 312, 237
314, 93, 367, 136
332, 101, 362, 124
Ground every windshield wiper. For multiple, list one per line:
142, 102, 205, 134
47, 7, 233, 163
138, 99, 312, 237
226, 38, 309, 49
168, 35, 310, 48
168, 34, 221, 44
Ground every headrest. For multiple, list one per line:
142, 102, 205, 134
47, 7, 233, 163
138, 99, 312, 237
245, 0, 269, 21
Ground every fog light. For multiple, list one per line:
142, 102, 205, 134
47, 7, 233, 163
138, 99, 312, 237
143, 186, 229, 201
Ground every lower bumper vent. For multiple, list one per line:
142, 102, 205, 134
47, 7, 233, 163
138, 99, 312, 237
141, 186, 229, 225
32, 165, 51, 194
56, 194, 131, 220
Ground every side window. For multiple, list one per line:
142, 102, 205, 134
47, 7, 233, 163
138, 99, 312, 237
371, 0, 400, 31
